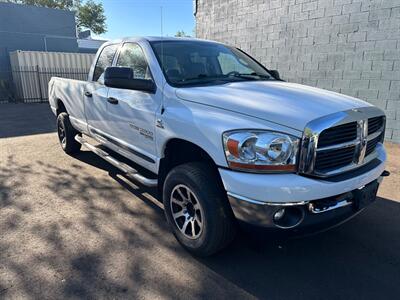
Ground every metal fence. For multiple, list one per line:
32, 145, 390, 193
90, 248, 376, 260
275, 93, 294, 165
0, 70, 14, 104
0, 66, 89, 103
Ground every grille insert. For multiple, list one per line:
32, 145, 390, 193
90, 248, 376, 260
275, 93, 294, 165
318, 122, 357, 148
366, 135, 381, 157
315, 146, 355, 172
368, 116, 384, 135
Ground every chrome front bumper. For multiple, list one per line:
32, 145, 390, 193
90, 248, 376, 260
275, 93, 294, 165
227, 171, 389, 231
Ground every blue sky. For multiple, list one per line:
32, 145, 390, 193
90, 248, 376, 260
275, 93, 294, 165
95, 0, 195, 40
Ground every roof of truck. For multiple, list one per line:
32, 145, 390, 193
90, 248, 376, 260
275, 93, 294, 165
103, 36, 222, 46
143, 36, 200, 42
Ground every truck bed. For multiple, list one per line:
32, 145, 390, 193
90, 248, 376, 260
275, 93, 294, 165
48, 77, 88, 134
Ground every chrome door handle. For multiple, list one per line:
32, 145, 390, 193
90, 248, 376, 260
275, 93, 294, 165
107, 97, 119, 104
84, 91, 92, 97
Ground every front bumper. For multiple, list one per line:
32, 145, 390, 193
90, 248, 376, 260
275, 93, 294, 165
219, 144, 387, 231
228, 176, 387, 231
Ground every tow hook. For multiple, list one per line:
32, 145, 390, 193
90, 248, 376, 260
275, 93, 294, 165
378, 170, 390, 184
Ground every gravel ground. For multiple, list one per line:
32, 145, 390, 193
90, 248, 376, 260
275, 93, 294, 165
0, 103, 399, 299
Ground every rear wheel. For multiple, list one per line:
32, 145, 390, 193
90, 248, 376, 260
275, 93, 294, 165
57, 112, 81, 154
163, 162, 236, 256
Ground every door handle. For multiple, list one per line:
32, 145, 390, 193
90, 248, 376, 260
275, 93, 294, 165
84, 91, 92, 98
107, 97, 119, 105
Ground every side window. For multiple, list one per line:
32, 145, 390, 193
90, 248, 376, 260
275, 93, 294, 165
116, 43, 151, 79
93, 44, 118, 82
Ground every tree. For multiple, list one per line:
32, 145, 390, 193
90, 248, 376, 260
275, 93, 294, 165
6, 0, 107, 34
76, 0, 107, 34
175, 30, 190, 38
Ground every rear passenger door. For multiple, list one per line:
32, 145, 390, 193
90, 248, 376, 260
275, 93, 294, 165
106, 42, 161, 168
84, 43, 119, 137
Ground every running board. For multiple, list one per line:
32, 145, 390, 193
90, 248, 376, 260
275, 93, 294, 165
75, 135, 157, 187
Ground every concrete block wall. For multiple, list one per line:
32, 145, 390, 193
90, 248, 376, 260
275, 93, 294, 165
195, 0, 400, 142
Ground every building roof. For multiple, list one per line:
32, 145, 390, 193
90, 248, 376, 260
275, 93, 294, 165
77, 38, 106, 50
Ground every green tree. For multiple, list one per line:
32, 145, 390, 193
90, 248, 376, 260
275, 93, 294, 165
76, 0, 107, 34
5, 0, 107, 34
175, 30, 190, 38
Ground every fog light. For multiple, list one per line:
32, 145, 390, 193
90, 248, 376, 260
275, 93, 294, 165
274, 208, 286, 221
273, 206, 305, 229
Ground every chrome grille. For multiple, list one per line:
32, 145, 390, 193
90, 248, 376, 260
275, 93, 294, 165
299, 107, 385, 177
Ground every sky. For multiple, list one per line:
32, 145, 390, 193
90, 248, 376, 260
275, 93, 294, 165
94, 0, 195, 40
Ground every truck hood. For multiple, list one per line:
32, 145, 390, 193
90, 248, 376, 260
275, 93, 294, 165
176, 81, 371, 131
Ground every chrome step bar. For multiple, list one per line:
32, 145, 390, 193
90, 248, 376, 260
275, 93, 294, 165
75, 135, 157, 187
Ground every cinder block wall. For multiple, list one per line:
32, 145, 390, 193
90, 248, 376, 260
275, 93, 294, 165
195, 0, 400, 142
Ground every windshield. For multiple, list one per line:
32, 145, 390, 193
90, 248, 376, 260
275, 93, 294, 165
150, 40, 274, 87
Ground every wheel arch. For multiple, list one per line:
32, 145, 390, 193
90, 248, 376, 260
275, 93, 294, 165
55, 98, 68, 116
158, 138, 224, 197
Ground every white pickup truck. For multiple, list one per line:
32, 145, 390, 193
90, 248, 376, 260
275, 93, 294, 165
49, 37, 389, 256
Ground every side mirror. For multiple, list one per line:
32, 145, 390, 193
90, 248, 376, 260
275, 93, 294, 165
104, 67, 156, 93
269, 70, 281, 80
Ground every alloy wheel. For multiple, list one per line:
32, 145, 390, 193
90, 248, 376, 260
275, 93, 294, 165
57, 120, 66, 146
170, 184, 204, 239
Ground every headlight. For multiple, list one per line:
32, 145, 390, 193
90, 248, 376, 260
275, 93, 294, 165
223, 130, 300, 173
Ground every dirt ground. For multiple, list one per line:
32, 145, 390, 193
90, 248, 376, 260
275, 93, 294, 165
0, 103, 399, 299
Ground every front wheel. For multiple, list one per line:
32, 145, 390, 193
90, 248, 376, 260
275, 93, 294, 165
163, 162, 236, 256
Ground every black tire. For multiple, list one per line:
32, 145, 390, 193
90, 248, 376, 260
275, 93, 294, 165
57, 112, 81, 154
163, 162, 236, 256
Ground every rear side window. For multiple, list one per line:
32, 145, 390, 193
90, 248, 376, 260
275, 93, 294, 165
93, 44, 118, 82
116, 43, 151, 79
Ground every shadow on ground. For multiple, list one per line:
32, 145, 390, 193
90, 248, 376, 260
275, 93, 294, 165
0, 103, 56, 138
0, 152, 195, 298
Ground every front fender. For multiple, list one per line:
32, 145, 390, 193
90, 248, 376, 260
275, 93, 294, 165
156, 93, 302, 169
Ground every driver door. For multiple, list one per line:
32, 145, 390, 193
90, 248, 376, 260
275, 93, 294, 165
106, 42, 161, 167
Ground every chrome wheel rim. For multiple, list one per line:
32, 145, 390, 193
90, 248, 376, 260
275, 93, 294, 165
57, 120, 66, 146
170, 184, 204, 239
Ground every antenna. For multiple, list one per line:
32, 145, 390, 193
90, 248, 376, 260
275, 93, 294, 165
160, 5, 164, 65
160, 5, 163, 38
160, 5, 165, 114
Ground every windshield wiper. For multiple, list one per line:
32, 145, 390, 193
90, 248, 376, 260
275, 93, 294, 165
175, 72, 271, 86
180, 74, 212, 81
231, 72, 271, 79
177, 74, 228, 84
